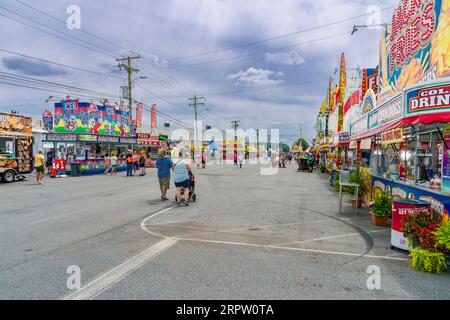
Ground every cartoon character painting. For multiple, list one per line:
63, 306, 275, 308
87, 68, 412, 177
63, 100, 78, 115
88, 103, 102, 134
64, 115, 78, 131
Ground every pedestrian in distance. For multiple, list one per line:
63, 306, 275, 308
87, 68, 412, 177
45, 148, 55, 176
34, 150, 45, 185
155, 149, 173, 201
126, 150, 133, 177
103, 154, 111, 175
238, 153, 243, 168
139, 150, 147, 176
173, 151, 193, 206
132, 151, 139, 175
110, 152, 118, 175
201, 151, 206, 169
233, 152, 238, 167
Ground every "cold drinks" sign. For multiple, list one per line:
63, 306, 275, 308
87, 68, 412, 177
406, 85, 450, 115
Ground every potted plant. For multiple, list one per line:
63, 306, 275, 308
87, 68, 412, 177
370, 191, 391, 226
348, 169, 366, 208
402, 211, 449, 274
320, 163, 326, 173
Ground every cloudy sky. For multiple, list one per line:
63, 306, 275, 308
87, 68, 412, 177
0, 0, 397, 144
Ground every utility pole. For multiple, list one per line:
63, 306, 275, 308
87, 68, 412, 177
117, 55, 140, 122
189, 95, 206, 163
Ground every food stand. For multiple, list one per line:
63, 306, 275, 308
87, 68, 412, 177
349, 79, 450, 216
41, 99, 138, 175
136, 133, 161, 167
0, 113, 33, 182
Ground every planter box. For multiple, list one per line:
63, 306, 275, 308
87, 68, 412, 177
370, 211, 389, 226
352, 198, 363, 208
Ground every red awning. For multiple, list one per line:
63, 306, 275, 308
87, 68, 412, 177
400, 111, 450, 126
350, 111, 450, 141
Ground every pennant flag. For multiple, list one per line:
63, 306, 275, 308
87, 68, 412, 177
151, 104, 157, 129
136, 103, 143, 129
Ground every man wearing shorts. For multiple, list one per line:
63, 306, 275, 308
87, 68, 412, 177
34, 150, 45, 185
155, 149, 173, 201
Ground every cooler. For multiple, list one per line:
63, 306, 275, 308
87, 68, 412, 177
391, 198, 431, 251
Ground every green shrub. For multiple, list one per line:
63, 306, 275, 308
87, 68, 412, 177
434, 219, 450, 251
409, 247, 447, 274
371, 191, 392, 217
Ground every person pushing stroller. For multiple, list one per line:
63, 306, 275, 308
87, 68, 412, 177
173, 151, 196, 206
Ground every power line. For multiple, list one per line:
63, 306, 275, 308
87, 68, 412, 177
0, 48, 125, 80
206, 78, 328, 96
9, 0, 200, 97
135, 83, 191, 112
0, 71, 121, 98
166, 5, 396, 61
0, 12, 118, 59
165, 31, 350, 69
14, 0, 130, 52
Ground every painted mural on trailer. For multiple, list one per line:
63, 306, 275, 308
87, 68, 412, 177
54, 100, 131, 136
379, 0, 450, 104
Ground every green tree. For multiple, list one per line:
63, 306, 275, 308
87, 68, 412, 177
280, 143, 290, 153
295, 138, 309, 151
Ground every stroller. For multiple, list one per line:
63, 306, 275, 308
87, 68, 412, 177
175, 173, 197, 203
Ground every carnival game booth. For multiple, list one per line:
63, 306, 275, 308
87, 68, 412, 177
350, 79, 450, 216
44, 133, 138, 175
329, 131, 351, 170
0, 113, 33, 182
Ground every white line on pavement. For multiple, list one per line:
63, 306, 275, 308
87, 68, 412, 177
62, 237, 178, 300
180, 238, 409, 261
276, 229, 390, 247
140, 206, 176, 238
28, 213, 70, 226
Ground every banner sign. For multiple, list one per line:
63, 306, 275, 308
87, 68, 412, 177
45, 133, 77, 142
151, 104, 157, 130
136, 133, 151, 139
54, 100, 131, 136
406, 84, 450, 115
77, 134, 98, 142
136, 103, 142, 129
119, 137, 137, 144
368, 95, 403, 129
350, 114, 368, 137
98, 135, 119, 143
361, 68, 379, 99
381, 128, 404, 144
378, 0, 448, 104
0, 113, 32, 135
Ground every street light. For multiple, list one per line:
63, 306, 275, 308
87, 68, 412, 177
351, 24, 387, 35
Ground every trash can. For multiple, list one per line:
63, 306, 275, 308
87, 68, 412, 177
70, 163, 81, 177
391, 198, 430, 250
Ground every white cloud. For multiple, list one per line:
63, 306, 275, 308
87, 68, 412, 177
264, 50, 306, 65
226, 67, 283, 86
142, 54, 169, 68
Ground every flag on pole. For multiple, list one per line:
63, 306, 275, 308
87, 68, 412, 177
136, 103, 143, 129
151, 104, 157, 129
